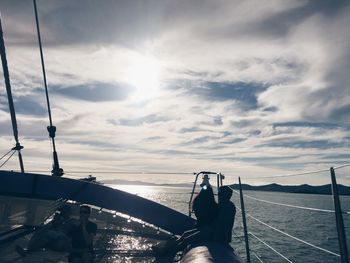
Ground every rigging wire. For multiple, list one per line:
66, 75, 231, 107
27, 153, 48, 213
33, 0, 53, 131
33, 0, 63, 176
0, 149, 13, 161
28, 170, 193, 175
0, 15, 24, 173
26, 163, 350, 178
246, 213, 340, 257
0, 150, 16, 169
249, 232, 293, 263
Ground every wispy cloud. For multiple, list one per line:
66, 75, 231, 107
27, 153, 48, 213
0, 0, 349, 185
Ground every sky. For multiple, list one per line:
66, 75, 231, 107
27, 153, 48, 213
0, 0, 349, 185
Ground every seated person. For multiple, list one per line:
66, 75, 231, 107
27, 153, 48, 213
16, 211, 71, 257
68, 204, 97, 263
213, 186, 236, 246
153, 185, 218, 256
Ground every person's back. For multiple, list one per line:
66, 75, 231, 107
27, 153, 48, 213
16, 212, 71, 257
214, 186, 236, 245
192, 186, 218, 229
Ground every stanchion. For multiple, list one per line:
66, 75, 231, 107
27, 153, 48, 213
330, 167, 349, 263
239, 177, 251, 263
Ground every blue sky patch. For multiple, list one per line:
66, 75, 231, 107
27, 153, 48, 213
52, 82, 133, 102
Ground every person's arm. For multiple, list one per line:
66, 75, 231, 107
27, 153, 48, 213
80, 220, 96, 246
81, 224, 94, 245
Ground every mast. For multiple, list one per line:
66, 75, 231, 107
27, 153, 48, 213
33, 0, 63, 176
0, 13, 25, 173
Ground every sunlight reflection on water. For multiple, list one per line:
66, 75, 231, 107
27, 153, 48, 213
111, 185, 158, 195
105, 185, 350, 263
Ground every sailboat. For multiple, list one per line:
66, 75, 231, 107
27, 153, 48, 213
0, 1, 242, 262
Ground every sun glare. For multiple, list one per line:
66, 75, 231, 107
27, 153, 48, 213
126, 55, 162, 101
112, 184, 154, 194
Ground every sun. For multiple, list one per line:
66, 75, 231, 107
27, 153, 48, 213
126, 55, 162, 101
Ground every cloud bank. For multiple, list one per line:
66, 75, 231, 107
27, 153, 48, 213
0, 0, 349, 185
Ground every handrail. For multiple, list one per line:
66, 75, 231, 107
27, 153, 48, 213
187, 171, 223, 217
235, 206, 294, 262
231, 189, 350, 214
236, 163, 350, 180
232, 165, 349, 262
334, 164, 350, 170
330, 167, 349, 263
249, 232, 293, 263
243, 168, 329, 180
246, 212, 340, 257
238, 177, 251, 262
252, 251, 264, 263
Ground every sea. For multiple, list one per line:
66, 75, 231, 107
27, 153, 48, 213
112, 184, 350, 263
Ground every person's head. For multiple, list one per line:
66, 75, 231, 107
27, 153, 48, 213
52, 212, 64, 227
79, 204, 91, 219
218, 186, 233, 203
193, 185, 216, 208
58, 205, 71, 221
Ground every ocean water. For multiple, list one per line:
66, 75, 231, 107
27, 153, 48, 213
113, 185, 350, 263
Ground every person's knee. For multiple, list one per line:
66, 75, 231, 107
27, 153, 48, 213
51, 238, 71, 252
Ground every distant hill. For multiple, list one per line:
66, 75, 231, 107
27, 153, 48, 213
100, 179, 350, 195
229, 183, 350, 195
100, 178, 192, 188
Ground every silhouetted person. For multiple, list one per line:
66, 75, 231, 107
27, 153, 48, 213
153, 186, 218, 257
213, 186, 236, 245
58, 204, 77, 233
68, 204, 97, 263
15, 211, 71, 257
192, 185, 218, 229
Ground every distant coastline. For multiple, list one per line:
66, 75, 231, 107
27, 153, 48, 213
101, 179, 350, 195
101, 179, 192, 188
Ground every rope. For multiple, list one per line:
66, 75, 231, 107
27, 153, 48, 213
249, 232, 293, 262
0, 150, 16, 169
246, 213, 340, 257
0, 149, 13, 161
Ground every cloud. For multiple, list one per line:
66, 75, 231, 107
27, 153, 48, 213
0, 0, 350, 185
245, 0, 346, 39
260, 139, 347, 149
188, 82, 267, 110
272, 121, 347, 130
111, 114, 169, 127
